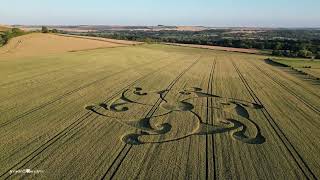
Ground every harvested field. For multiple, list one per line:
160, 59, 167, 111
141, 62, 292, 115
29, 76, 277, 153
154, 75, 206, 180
0, 42, 319, 179
0, 33, 131, 58
175, 26, 207, 31
165, 43, 261, 54
0, 25, 11, 32
57, 34, 143, 45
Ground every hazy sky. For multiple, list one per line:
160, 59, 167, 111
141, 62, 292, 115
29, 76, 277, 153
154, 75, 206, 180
1, 0, 319, 27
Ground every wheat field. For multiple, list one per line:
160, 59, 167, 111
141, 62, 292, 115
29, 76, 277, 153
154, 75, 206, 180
0, 33, 125, 58
0, 35, 319, 179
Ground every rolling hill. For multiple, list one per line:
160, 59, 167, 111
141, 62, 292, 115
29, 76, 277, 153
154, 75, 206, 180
0, 33, 139, 58
0, 35, 319, 179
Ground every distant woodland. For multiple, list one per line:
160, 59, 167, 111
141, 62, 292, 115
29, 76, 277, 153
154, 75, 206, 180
63, 29, 320, 59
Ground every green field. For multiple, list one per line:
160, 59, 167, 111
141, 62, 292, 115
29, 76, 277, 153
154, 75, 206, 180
273, 58, 320, 78
0, 41, 320, 179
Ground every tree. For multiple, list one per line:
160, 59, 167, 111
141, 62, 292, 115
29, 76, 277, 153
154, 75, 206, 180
144, 38, 155, 44
297, 50, 313, 58
2, 31, 11, 43
41, 26, 49, 33
51, 29, 58, 33
11, 28, 22, 33
272, 50, 284, 56
274, 42, 283, 50
0, 36, 4, 45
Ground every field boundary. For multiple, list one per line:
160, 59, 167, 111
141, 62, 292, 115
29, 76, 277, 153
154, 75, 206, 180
262, 59, 320, 100
266, 58, 320, 80
231, 59, 317, 179
57, 34, 144, 46
251, 61, 320, 115
164, 43, 261, 55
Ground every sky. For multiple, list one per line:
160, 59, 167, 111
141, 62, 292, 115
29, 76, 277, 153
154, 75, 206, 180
1, 0, 319, 27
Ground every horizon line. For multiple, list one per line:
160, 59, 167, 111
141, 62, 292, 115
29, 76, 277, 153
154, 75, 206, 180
6, 24, 320, 29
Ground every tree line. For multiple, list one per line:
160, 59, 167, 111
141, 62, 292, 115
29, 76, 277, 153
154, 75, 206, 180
0, 28, 26, 46
68, 30, 320, 59
0, 26, 60, 47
